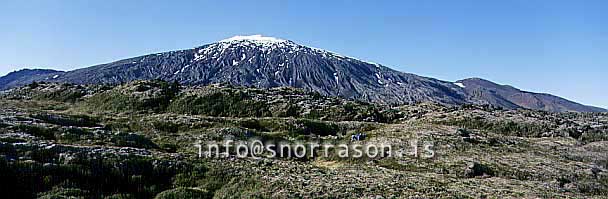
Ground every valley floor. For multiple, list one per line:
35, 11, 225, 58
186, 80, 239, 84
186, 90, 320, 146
1, 81, 607, 198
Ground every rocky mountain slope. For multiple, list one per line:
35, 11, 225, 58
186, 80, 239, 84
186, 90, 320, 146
0, 35, 604, 112
0, 69, 64, 90
458, 78, 606, 113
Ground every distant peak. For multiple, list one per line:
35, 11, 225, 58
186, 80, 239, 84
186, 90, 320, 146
219, 35, 288, 43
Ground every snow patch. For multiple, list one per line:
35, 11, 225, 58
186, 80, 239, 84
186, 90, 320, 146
220, 35, 287, 43
180, 65, 190, 73
194, 53, 205, 61
333, 73, 339, 85
454, 82, 466, 88
52, 75, 59, 79
199, 35, 401, 76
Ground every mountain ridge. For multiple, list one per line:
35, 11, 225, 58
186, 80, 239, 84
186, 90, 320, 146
457, 78, 606, 112
0, 35, 604, 112
0, 69, 65, 90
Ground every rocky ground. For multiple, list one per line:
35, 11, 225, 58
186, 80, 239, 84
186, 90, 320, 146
0, 81, 607, 198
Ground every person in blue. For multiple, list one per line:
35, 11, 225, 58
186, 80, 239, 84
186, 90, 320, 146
351, 133, 367, 141
245, 130, 254, 138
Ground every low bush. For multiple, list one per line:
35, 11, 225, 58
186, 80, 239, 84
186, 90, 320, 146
31, 113, 99, 127
56, 127, 91, 143
84, 80, 180, 113
14, 124, 56, 140
213, 176, 272, 199
439, 117, 551, 137
152, 121, 180, 134
0, 122, 9, 129
111, 133, 159, 149
293, 119, 340, 136
0, 155, 192, 198
168, 91, 271, 117
154, 187, 212, 199
37, 187, 90, 199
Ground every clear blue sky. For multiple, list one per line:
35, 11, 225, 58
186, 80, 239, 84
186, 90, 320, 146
1, 0, 606, 108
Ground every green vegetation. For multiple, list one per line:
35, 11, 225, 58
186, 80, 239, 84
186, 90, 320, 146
168, 91, 272, 117
0, 155, 183, 198
111, 133, 159, 149
213, 176, 272, 199
14, 124, 56, 140
1, 80, 607, 198
439, 117, 552, 137
579, 125, 608, 143
308, 102, 403, 123
154, 188, 212, 199
38, 187, 90, 199
0, 122, 9, 129
21, 82, 87, 102
31, 113, 99, 127
84, 80, 179, 112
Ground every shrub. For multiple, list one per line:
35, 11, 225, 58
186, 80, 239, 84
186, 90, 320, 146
168, 91, 271, 117
238, 119, 266, 131
294, 119, 340, 136
105, 193, 136, 199
0, 137, 26, 143
37, 187, 90, 199
28, 81, 41, 89
197, 167, 237, 193
111, 133, 159, 149
159, 143, 179, 153
439, 117, 550, 137
172, 165, 207, 187
31, 113, 99, 127
0, 122, 9, 129
34, 89, 86, 103
84, 80, 180, 113
152, 121, 180, 134
85, 91, 139, 112
0, 154, 190, 198
213, 176, 272, 199
14, 124, 56, 140
56, 127, 90, 143
154, 188, 212, 199
579, 126, 608, 143
464, 162, 494, 178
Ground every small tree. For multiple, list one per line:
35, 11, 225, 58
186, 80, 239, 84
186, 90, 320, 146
29, 81, 40, 89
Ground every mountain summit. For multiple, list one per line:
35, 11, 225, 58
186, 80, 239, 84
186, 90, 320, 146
219, 34, 289, 43
0, 35, 604, 112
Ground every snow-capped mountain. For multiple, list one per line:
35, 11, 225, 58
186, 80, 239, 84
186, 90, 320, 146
0, 35, 604, 112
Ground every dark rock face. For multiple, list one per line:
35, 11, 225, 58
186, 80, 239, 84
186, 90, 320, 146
457, 78, 606, 112
0, 35, 604, 112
